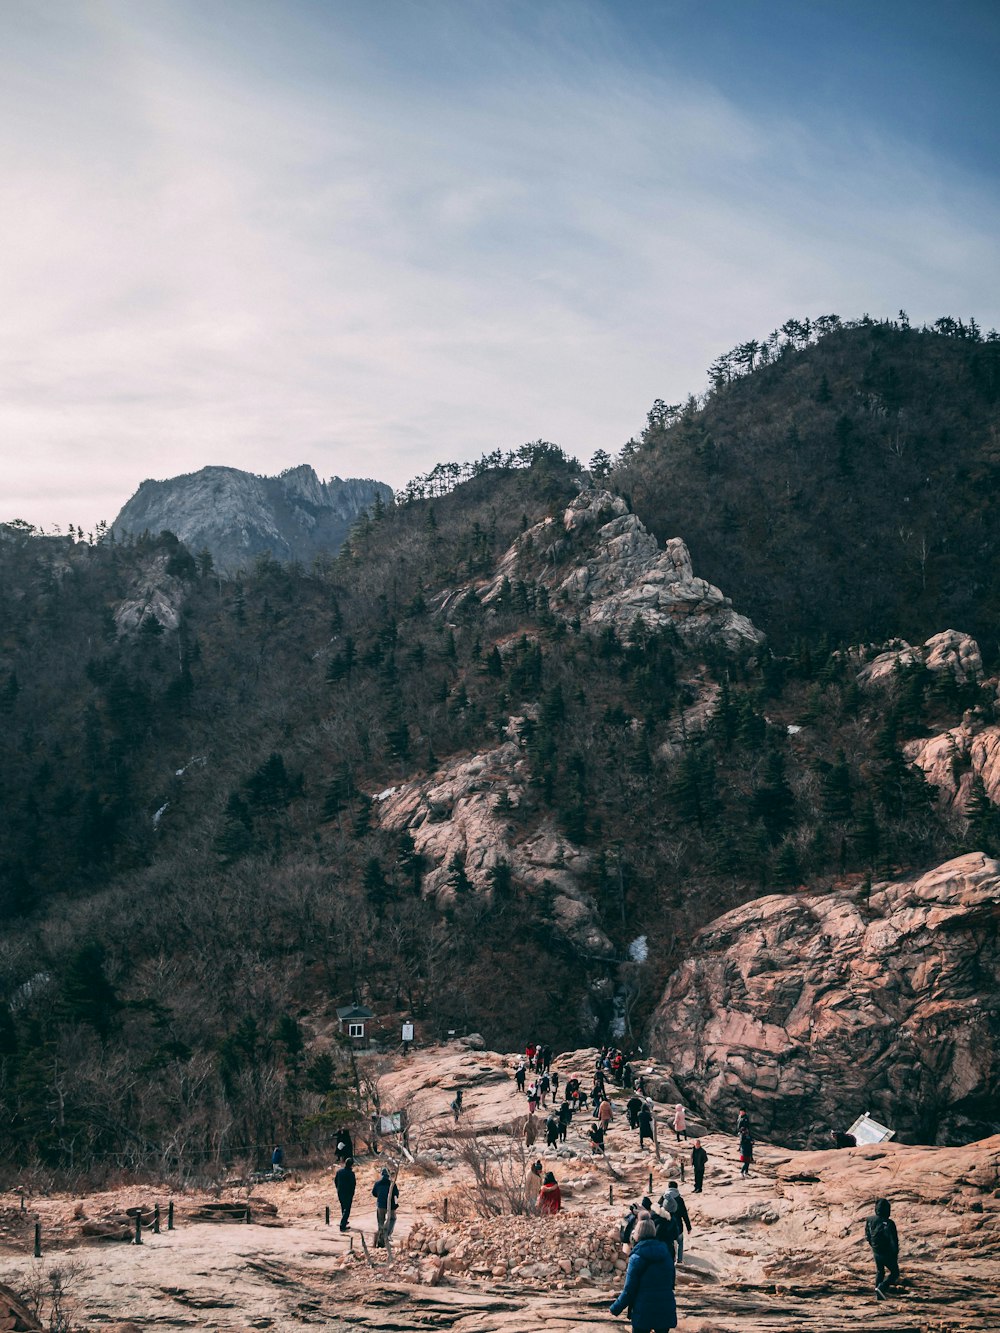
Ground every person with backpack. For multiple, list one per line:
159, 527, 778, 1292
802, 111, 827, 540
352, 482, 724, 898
334, 1157, 356, 1231
658, 1181, 691, 1263
691, 1140, 708, 1193
627, 1091, 644, 1130
371, 1167, 399, 1246
589, 1120, 606, 1155
557, 1099, 572, 1142
638, 1102, 655, 1151
865, 1198, 900, 1300
610, 1215, 677, 1331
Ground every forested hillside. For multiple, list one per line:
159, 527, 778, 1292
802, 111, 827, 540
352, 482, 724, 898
1, 323, 997, 1179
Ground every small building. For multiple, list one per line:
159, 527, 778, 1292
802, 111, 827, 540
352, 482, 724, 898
336, 1003, 375, 1043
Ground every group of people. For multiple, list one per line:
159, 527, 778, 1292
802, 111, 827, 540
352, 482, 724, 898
334, 1159, 399, 1245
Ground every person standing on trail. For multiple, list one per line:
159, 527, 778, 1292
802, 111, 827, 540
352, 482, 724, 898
638, 1102, 655, 1151
627, 1092, 644, 1131
557, 1100, 572, 1142
551, 1070, 560, 1099
539, 1071, 551, 1106
589, 1120, 606, 1155
672, 1105, 687, 1142
451, 1089, 463, 1122
372, 1167, 399, 1246
545, 1112, 560, 1148
659, 1182, 691, 1264
334, 1157, 356, 1231
691, 1140, 708, 1193
738, 1128, 754, 1178
271, 1145, 284, 1172
527, 1085, 540, 1116
335, 1129, 353, 1163
865, 1198, 900, 1300
610, 1215, 677, 1331
524, 1113, 540, 1149
598, 1095, 614, 1134
515, 1060, 527, 1093
537, 1170, 562, 1214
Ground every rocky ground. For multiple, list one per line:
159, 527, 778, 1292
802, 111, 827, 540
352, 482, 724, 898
1, 1045, 998, 1332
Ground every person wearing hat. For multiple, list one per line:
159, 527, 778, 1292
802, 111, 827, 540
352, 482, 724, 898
371, 1167, 399, 1246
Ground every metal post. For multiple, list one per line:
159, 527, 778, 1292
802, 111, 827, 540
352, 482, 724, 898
134, 1213, 143, 1245
153, 1204, 160, 1234
244, 1206, 251, 1224
608, 1184, 613, 1205
325, 1206, 330, 1225
33, 1223, 41, 1258
443, 1197, 448, 1222
168, 1201, 175, 1230
648, 1171, 653, 1194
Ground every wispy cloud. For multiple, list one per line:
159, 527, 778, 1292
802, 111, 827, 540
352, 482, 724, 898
1, 0, 997, 529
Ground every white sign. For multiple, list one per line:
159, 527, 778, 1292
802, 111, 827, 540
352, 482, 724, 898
846, 1112, 895, 1145
402, 1023, 414, 1042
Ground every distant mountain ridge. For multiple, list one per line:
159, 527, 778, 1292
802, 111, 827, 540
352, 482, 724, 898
110, 463, 393, 573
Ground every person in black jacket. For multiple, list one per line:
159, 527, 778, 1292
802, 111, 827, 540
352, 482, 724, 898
638, 1103, 655, 1150
372, 1167, 399, 1245
626, 1092, 644, 1130
691, 1140, 708, 1192
334, 1157, 356, 1231
865, 1197, 900, 1299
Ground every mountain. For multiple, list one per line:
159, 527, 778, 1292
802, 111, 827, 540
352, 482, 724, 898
1, 329, 999, 1179
110, 463, 393, 573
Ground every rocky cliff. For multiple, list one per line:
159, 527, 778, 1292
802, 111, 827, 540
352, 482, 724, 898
110, 464, 392, 574
471, 488, 764, 651
648, 853, 1000, 1146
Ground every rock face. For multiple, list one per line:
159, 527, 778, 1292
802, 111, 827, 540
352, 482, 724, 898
113, 552, 187, 635
857, 629, 983, 687
479, 489, 763, 651
111, 464, 392, 574
375, 722, 613, 958
906, 722, 1000, 808
648, 853, 1000, 1146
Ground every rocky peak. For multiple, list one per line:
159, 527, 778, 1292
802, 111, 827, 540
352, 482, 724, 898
648, 852, 1000, 1146
856, 629, 983, 687
110, 464, 393, 575
479, 487, 763, 651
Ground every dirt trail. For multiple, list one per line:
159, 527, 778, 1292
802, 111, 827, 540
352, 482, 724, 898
1, 1045, 997, 1331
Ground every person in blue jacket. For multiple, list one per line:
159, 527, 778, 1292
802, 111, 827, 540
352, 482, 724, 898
609, 1215, 677, 1331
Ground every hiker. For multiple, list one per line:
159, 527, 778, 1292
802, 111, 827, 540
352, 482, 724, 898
334, 1157, 356, 1231
738, 1129, 754, 1178
545, 1112, 560, 1148
610, 1215, 677, 1331
565, 1077, 580, 1107
537, 1170, 562, 1214
638, 1102, 655, 1151
515, 1061, 527, 1093
589, 1121, 606, 1155
551, 1070, 560, 1099
539, 1071, 551, 1106
672, 1104, 687, 1142
598, 1095, 614, 1134
271, 1145, 285, 1172
526, 1041, 537, 1070
371, 1167, 399, 1245
530, 1158, 544, 1184
627, 1092, 644, 1130
557, 1100, 572, 1142
451, 1089, 463, 1122
865, 1198, 900, 1300
691, 1140, 708, 1193
524, 1113, 540, 1149
736, 1109, 750, 1138
659, 1181, 691, 1263
335, 1128, 353, 1163
527, 1085, 540, 1115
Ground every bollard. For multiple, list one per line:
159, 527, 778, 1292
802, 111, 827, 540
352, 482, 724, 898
681, 1160, 685, 1183
153, 1204, 160, 1234
134, 1213, 143, 1245
325, 1206, 330, 1226
443, 1198, 448, 1222
648, 1171, 653, 1194
244, 1206, 251, 1224
168, 1201, 175, 1231
608, 1184, 613, 1205
33, 1222, 41, 1259
20, 1194, 26, 1212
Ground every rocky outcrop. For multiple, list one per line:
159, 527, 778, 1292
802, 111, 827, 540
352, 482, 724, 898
906, 722, 1000, 809
479, 489, 763, 651
113, 552, 187, 634
111, 464, 392, 575
375, 724, 613, 958
648, 853, 1000, 1146
857, 629, 983, 687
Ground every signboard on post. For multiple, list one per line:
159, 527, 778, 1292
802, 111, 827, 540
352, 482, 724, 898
845, 1112, 895, 1145
402, 1023, 414, 1044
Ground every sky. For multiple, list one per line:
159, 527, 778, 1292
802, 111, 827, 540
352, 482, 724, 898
2, 0, 998, 533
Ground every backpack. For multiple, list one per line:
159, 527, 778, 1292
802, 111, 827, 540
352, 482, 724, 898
867, 1217, 892, 1253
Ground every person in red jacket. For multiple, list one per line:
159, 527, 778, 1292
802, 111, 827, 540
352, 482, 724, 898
537, 1171, 562, 1214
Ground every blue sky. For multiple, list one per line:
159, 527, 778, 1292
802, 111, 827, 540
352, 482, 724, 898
2, 0, 998, 531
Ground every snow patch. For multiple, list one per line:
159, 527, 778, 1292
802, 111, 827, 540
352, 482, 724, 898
375, 787, 398, 802
153, 803, 169, 827
787, 724, 802, 735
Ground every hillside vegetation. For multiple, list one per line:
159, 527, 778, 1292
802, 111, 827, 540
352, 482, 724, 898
0, 324, 996, 1178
